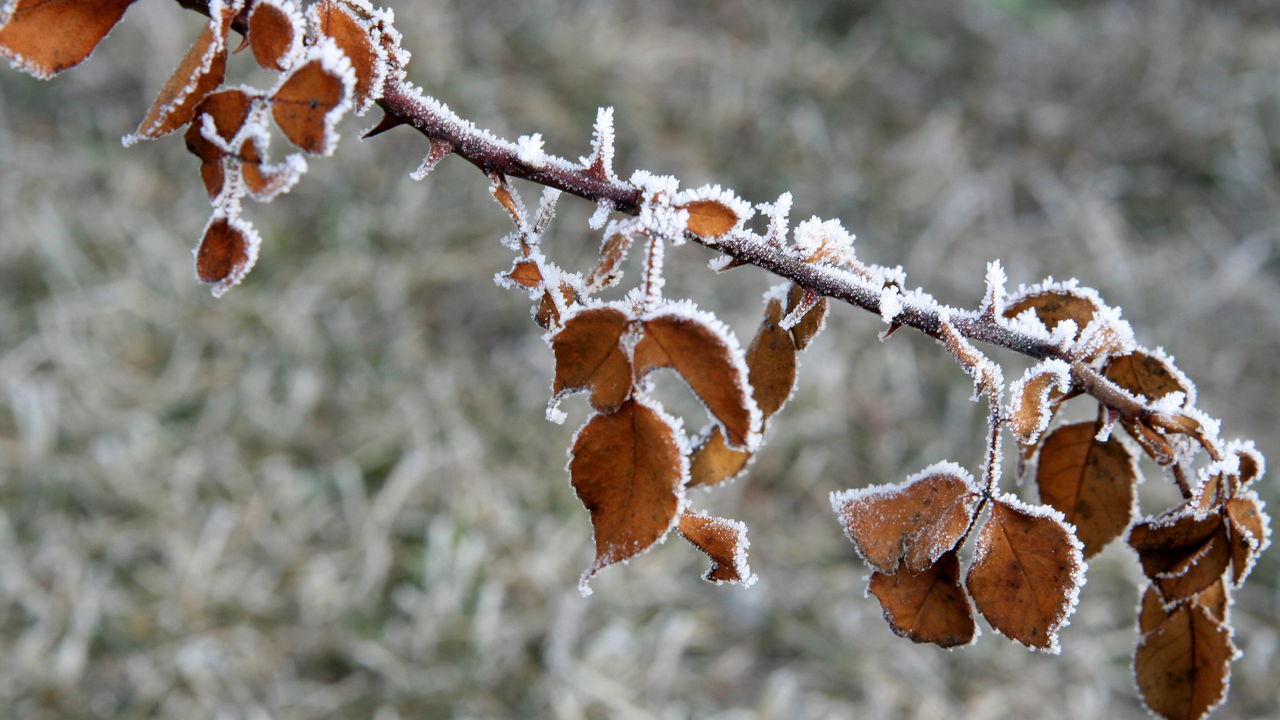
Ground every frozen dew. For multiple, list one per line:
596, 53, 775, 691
516, 133, 546, 167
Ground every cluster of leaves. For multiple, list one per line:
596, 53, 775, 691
0, 2, 1271, 718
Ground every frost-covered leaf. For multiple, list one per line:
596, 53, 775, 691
571, 398, 687, 595
270, 39, 355, 155
634, 303, 761, 451
502, 259, 543, 290
680, 199, 739, 239
1129, 508, 1231, 603
785, 283, 828, 350
677, 511, 756, 585
236, 137, 305, 202
1003, 282, 1103, 342
830, 464, 980, 574
1225, 492, 1269, 585
123, 0, 239, 145
868, 550, 976, 648
195, 209, 261, 297
965, 497, 1085, 652
0, 0, 137, 79
1103, 349, 1195, 407
745, 296, 797, 419
550, 306, 632, 413
1135, 602, 1235, 720
309, 0, 386, 113
792, 216, 856, 266
585, 232, 634, 292
1230, 441, 1264, 487
534, 282, 579, 330
1036, 420, 1138, 558
1007, 360, 1072, 445
687, 425, 751, 488
248, 0, 305, 72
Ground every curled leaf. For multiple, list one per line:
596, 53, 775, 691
571, 399, 686, 595
1129, 508, 1231, 603
677, 511, 756, 585
1007, 359, 1072, 445
249, 0, 305, 72
965, 497, 1085, 652
687, 425, 752, 489
0, 0, 138, 79
868, 551, 976, 648
1225, 492, 1270, 585
1003, 283, 1103, 342
585, 232, 634, 292
195, 210, 261, 297
1036, 420, 1138, 558
785, 283, 828, 350
309, 0, 387, 112
1104, 349, 1195, 407
270, 38, 355, 155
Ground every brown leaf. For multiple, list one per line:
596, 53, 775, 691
503, 260, 543, 290
965, 498, 1084, 651
1036, 420, 1138, 558
585, 232, 634, 292
0, 0, 138, 79
1135, 603, 1235, 720
125, 5, 237, 145
550, 306, 632, 413
195, 211, 260, 297
680, 199, 739, 238
745, 296, 798, 419
534, 283, 578, 330
1003, 287, 1101, 340
309, 0, 384, 112
786, 284, 828, 350
571, 399, 686, 593
1232, 442, 1264, 487
687, 425, 752, 489
1139, 581, 1230, 637
831, 466, 980, 574
1007, 361, 1071, 445
1104, 350, 1194, 406
248, 0, 304, 71
634, 306, 760, 450
1129, 509, 1231, 603
1225, 492, 1270, 585
868, 551, 976, 648
677, 512, 755, 585
270, 41, 353, 155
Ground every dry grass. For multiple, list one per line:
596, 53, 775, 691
0, 1, 1277, 718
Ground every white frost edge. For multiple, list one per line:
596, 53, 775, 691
304, 0, 389, 115
1006, 358, 1073, 444
680, 510, 759, 588
268, 37, 357, 156
195, 206, 262, 298
250, 0, 307, 72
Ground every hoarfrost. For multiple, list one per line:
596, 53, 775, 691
878, 286, 904, 325
981, 259, 1007, 318
269, 37, 357, 156
793, 216, 856, 266
588, 200, 612, 230
757, 192, 793, 247
410, 138, 452, 181
1006, 359, 1072, 443
516, 133, 546, 167
579, 107, 617, 182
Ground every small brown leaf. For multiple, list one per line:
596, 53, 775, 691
248, 0, 304, 71
270, 40, 354, 155
677, 512, 755, 585
1135, 603, 1235, 720
585, 232, 634, 292
1232, 442, 1264, 487
1003, 287, 1101, 340
550, 306, 632, 413
125, 5, 237, 145
868, 551, 976, 648
1036, 420, 1138, 558
1104, 350, 1195, 406
831, 466, 980, 574
1129, 509, 1231, 603
195, 211, 261, 297
965, 497, 1084, 651
1007, 361, 1071, 445
0, 0, 138, 79
687, 425, 752, 489
1139, 582, 1230, 636
745, 296, 798, 419
309, 0, 384, 112
786, 284, 828, 350
634, 306, 760, 450
503, 260, 543, 290
1225, 492, 1270, 585
489, 179, 525, 227
680, 199, 738, 238
571, 399, 686, 593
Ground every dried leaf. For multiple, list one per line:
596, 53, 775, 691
746, 296, 798, 419
1036, 420, 1138, 558
309, 0, 384, 112
687, 425, 751, 489
503, 260, 543, 290
786, 284, 828, 350
1104, 350, 1194, 406
680, 199, 739, 239
550, 306, 632, 413
1003, 287, 1101, 340
1129, 509, 1231, 603
1007, 360, 1072, 445
868, 551, 976, 648
249, 0, 305, 71
1137, 582, 1228, 635
0, 0, 138, 79
195, 210, 261, 297
571, 399, 686, 594
1135, 603, 1235, 720
270, 39, 354, 155
124, 3, 237, 145
966, 497, 1085, 651
585, 232, 634, 292
831, 465, 980, 574
634, 305, 760, 451
677, 512, 756, 585
1225, 492, 1269, 585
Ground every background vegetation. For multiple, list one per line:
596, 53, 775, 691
0, 0, 1276, 717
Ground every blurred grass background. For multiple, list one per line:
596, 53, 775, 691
1, 0, 1278, 718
